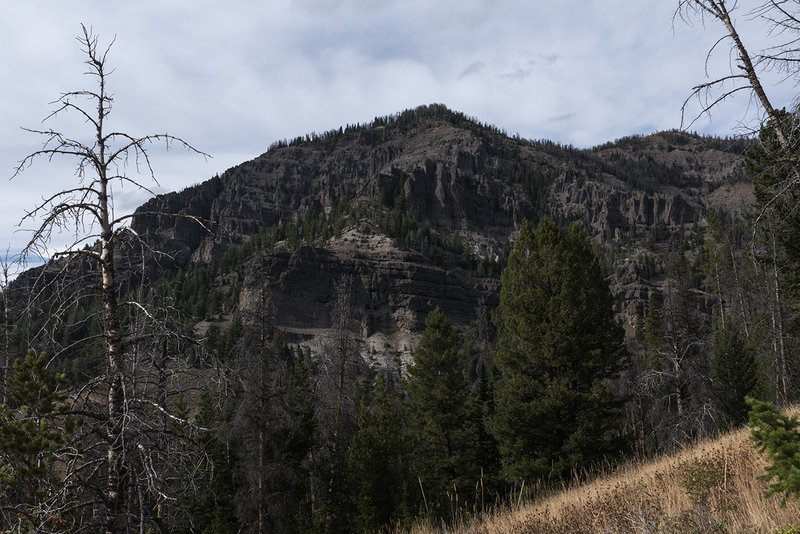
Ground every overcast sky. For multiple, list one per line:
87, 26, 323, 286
1, 1, 796, 260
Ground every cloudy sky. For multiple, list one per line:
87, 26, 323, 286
1, 1, 796, 260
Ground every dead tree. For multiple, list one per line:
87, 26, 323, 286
676, 0, 800, 212
676, 1, 800, 162
0, 252, 14, 405
12, 25, 209, 534
677, 0, 800, 404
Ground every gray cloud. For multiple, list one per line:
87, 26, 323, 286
497, 58, 537, 81
547, 112, 577, 123
497, 66, 534, 81
539, 53, 560, 64
457, 61, 486, 80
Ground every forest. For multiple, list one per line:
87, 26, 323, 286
6, 2, 800, 533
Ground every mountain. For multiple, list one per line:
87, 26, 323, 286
129, 104, 753, 365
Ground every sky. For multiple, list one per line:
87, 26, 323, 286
1, 1, 797, 262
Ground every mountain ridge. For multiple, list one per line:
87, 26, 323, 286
123, 104, 753, 364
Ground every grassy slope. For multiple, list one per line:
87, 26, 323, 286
407, 418, 800, 533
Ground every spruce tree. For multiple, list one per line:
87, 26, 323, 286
711, 320, 758, 426
405, 307, 474, 518
748, 397, 800, 504
491, 218, 627, 483
348, 374, 408, 533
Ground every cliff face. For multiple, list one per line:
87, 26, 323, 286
230, 232, 499, 363
130, 105, 753, 353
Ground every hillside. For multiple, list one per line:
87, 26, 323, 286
405, 417, 800, 533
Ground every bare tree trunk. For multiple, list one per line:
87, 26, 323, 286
0, 260, 10, 405
766, 230, 788, 405
670, 340, 684, 419
711, 247, 726, 327
679, 0, 800, 204
12, 25, 208, 533
102, 236, 129, 534
728, 245, 750, 338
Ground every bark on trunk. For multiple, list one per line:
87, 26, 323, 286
103, 237, 128, 534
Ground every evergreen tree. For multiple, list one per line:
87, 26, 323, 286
468, 362, 501, 506
405, 307, 475, 518
348, 374, 408, 533
640, 294, 664, 370
491, 218, 627, 483
0, 351, 67, 529
643, 295, 663, 352
746, 110, 800, 403
230, 295, 316, 534
178, 389, 239, 534
711, 320, 758, 426
748, 397, 800, 504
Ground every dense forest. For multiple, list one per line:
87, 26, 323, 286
5, 12, 800, 533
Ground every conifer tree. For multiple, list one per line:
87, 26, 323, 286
711, 320, 758, 426
468, 363, 501, 505
0, 351, 67, 529
348, 374, 408, 533
643, 295, 663, 355
179, 389, 238, 534
491, 218, 626, 483
232, 329, 315, 534
746, 110, 800, 404
405, 307, 474, 518
748, 397, 800, 504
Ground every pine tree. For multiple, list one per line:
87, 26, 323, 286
746, 110, 800, 403
0, 351, 67, 528
640, 294, 664, 370
405, 307, 474, 518
178, 389, 239, 534
711, 319, 758, 426
748, 397, 800, 504
348, 374, 408, 533
469, 362, 501, 506
491, 218, 627, 483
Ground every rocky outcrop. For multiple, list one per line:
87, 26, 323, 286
130, 110, 545, 265
133, 176, 223, 264
550, 175, 698, 241
238, 239, 498, 336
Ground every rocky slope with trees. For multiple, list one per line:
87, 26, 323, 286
130, 104, 752, 357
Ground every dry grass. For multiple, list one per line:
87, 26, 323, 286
405, 422, 800, 533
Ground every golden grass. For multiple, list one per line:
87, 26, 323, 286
407, 422, 800, 533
